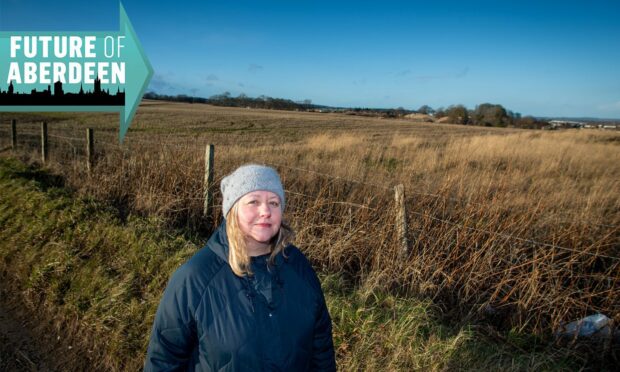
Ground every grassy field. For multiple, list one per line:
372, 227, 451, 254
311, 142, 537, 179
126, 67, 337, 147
0, 158, 586, 370
0, 101, 619, 369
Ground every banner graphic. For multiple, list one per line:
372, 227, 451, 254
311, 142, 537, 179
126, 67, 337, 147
0, 2, 153, 143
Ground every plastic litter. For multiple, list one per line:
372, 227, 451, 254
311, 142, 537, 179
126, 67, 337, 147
556, 313, 613, 339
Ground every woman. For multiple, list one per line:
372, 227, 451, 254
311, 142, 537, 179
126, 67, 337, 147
145, 164, 336, 371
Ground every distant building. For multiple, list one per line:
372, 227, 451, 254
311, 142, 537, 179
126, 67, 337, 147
94, 76, 101, 95
602, 124, 619, 130
54, 81, 64, 96
548, 120, 585, 129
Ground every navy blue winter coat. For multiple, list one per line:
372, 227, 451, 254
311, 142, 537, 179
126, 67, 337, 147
144, 222, 336, 371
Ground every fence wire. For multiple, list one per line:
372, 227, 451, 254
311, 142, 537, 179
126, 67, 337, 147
1, 122, 618, 258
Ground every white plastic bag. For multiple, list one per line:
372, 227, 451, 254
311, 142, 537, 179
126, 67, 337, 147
556, 313, 612, 339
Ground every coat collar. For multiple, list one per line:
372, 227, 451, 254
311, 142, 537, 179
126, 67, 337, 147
207, 221, 231, 264
207, 220, 287, 267
208, 221, 286, 313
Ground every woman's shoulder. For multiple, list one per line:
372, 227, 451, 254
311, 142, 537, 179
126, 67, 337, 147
281, 245, 322, 291
167, 245, 227, 293
282, 244, 310, 266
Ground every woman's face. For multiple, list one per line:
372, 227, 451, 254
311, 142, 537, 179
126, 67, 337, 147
236, 191, 282, 253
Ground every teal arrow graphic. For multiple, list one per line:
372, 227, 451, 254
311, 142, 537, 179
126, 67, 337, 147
0, 2, 153, 143
119, 2, 153, 143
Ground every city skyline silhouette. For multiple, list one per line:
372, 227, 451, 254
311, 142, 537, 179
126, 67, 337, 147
0, 77, 124, 106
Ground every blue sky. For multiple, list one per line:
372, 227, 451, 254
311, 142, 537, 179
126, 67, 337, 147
1, 0, 619, 118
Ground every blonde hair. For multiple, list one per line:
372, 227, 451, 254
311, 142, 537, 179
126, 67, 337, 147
226, 202, 294, 277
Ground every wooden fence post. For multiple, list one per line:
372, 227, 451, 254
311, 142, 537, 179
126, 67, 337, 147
41, 121, 48, 163
203, 144, 215, 220
11, 119, 17, 150
86, 128, 94, 172
394, 184, 409, 257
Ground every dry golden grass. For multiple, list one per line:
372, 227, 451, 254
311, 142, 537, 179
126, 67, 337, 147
306, 133, 366, 152
1, 102, 618, 336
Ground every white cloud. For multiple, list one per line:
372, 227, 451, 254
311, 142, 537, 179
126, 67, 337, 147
597, 101, 620, 111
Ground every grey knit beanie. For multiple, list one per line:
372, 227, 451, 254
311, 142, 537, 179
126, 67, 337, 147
221, 164, 285, 218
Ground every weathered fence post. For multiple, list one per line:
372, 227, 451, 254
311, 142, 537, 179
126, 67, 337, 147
86, 128, 94, 172
348, 206, 353, 230
394, 184, 409, 257
203, 144, 215, 220
41, 121, 48, 163
11, 119, 17, 150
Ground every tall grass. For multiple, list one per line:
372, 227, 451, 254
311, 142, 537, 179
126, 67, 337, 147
1, 103, 618, 337
1, 158, 585, 370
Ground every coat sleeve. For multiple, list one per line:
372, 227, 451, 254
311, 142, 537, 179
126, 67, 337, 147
144, 264, 203, 371
308, 269, 336, 372
311, 291, 337, 371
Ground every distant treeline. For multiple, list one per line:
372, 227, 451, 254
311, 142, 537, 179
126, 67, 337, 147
144, 91, 320, 111
144, 91, 549, 129
431, 104, 550, 129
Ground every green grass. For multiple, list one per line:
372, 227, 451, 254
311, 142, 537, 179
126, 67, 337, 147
0, 157, 198, 370
0, 157, 599, 370
323, 273, 582, 371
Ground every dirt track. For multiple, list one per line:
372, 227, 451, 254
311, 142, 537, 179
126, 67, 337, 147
0, 294, 50, 371
0, 284, 115, 372
0, 286, 88, 372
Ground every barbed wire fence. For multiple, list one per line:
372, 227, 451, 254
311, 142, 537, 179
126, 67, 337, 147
3, 118, 620, 334
1, 119, 618, 262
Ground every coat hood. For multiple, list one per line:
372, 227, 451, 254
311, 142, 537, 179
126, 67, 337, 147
206, 221, 231, 264
207, 220, 286, 268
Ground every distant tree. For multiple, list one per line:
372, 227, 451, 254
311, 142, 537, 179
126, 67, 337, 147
518, 116, 536, 128
434, 107, 446, 119
209, 92, 230, 101
515, 115, 548, 129
472, 103, 508, 127
418, 105, 434, 115
446, 104, 469, 124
